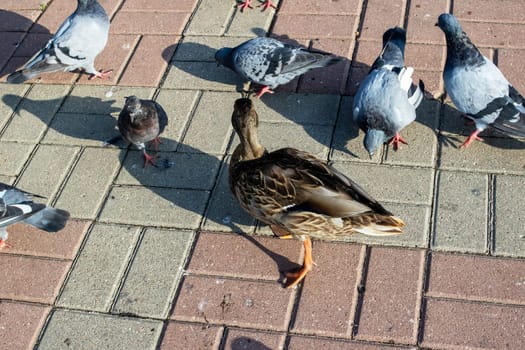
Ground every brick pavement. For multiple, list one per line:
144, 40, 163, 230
1, 0, 525, 349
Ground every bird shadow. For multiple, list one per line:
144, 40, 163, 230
230, 337, 273, 350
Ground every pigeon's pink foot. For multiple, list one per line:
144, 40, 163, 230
388, 133, 408, 151
151, 137, 163, 151
237, 0, 253, 11
259, 0, 277, 10
0, 239, 12, 249
256, 86, 274, 98
88, 69, 113, 80
143, 150, 158, 168
459, 130, 484, 148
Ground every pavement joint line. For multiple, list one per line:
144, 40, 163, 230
0, 84, 33, 137
417, 249, 433, 346
486, 173, 495, 255
174, 90, 204, 153
47, 145, 85, 207
422, 295, 525, 308
350, 244, 371, 339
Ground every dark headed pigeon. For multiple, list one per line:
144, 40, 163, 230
0, 183, 70, 249
437, 13, 525, 148
117, 96, 168, 168
215, 37, 342, 98
7, 0, 111, 84
237, 0, 276, 12
353, 27, 424, 157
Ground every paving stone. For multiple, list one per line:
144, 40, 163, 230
2, 0, 46, 10
0, 301, 50, 350
0, 141, 34, 176
163, 61, 241, 91
121, 0, 198, 12
172, 275, 294, 331
0, 84, 28, 130
331, 162, 434, 205
412, 69, 443, 98
461, 21, 525, 48
293, 243, 363, 337
111, 11, 189, 35
427, 252, 525, 305
438, 136, 525, 174
406, 0, 448, 45
16, 144, 78, 200
454, 0, 525, 24
0, 9, 40, 31
38, 309, 163, 350
1, 84, 69, 143
279, 0, 362, 15
42, 112, 119, 146
223, 328, 285, 350
354, 247, 424, 344
384, 99, 440, 167
12, 33, 53, 57
159, 322, 223, 350
273, 14, 357, 39
185, 0, 235, 36
187, 232, 301, 281
61, 85, 154, 115
117, 151, 221, 190
202, 157, 257, 234
0, 255, 70, 303
0, 175, 14, 184
346, 66, 370, 96
287, 336, 410, 349
226, 1, 278, 37
432, 170, 488, 253
33, 0, 76, 33
179, 91, 236, 154
358, 0, 405, 41
99, 186, 209, 228
55, 147, 121, 219
352, 39, 381, 70
113, 228, 194, 318
404, 44, 445, 72
0, 32, 26, 71
57, 224, 140, 312
172, 36, 249, 62
421, 298, 525, 349
119, 35, 179, 86
493, 174, 525, 257
2, 220, 90, 259
498, 48, 525, 93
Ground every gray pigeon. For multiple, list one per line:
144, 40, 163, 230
117, 96, 168, 168
353, 27, 424, 157
215, 37, 342, 98
237, 0, 276, 12
7, 0, 111, 84
0, 183, 70, 249
437, 13, 525, 148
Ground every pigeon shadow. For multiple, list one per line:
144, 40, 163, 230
0, 10, 52, 79
230, 337, 273, 350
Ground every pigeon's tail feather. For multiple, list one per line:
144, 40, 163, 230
491, 113, 525, 138
7, 70, 37, 84
24, 207, 70, 232
315, 54, 343, 68
408, 80, 425, 108
7, 54, 67, 84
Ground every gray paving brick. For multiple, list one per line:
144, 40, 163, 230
57, 224, 140, 312
0, 141, 34, 176
0, 175, 14, 185
493, 174, 525, 257
179, 91, 236, 154
17, 145, 79, 200
154, 89, 200, 151
1, 85, 69, 142
39, 309, 162, 350
185, 0, 235, 36
172, 36, 249, 62
203, 157, 256, 233
43, 113, 119, 147
55, 147, 122, 219
60, 86, 154, 115
99, 186, 209, 229
331, 162, 434, 205
163, 61, 241, 91
0, 84, 28, 130
432, 171, 488, 253
226, 2, 278, 37
113, 229, 194, 318
117, 151, 222, 190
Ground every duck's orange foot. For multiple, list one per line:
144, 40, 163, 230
284, 237, 314, 288
89, 69, 113, 80
459, 129, 484, 148
388, 133, 408, 151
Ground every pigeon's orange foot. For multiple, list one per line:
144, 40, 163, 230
285, 237, 314, 288
256, 86, 274, 98
459, 130, 484, 148
259, 0, 277, 10
388, 133, 408, 151
143, 151, 158, 168
151, 137, 163, 151
89, 69, 113, 80
237, 0, 253, 11
0, 239, 12, 249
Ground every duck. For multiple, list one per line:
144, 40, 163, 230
228, 97, 405, 288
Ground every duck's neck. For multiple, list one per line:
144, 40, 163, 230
232, 127, 265, 163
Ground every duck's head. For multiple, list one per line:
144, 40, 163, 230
231, 98, 265, 161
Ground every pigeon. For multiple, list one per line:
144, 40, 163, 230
7, 0, 111, 84
215, 37, 343, 98
437, 13, 525, 148
237, 0, 276, 12
353, 27, 424, 157
117, 96, 168, 168
229, 97, 404, 288
0, 183, 70, 249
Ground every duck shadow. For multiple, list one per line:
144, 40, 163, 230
230, 337, 273, 350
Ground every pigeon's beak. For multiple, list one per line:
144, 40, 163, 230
434, 22, 438, 27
